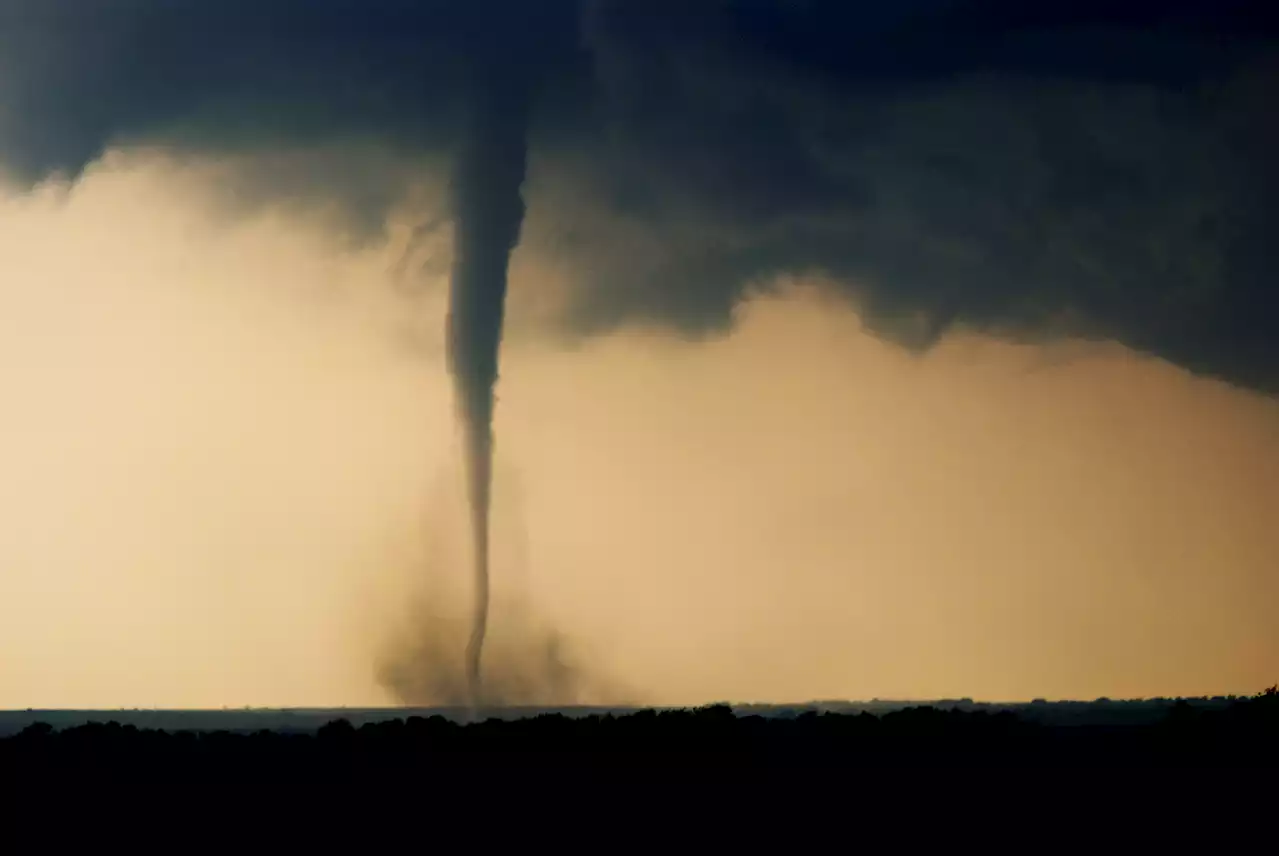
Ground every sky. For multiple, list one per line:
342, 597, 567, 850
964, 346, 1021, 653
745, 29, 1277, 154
0, 0, 1274, 707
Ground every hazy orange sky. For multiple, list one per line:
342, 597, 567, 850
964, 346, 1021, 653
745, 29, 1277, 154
0, 150, 1274, 708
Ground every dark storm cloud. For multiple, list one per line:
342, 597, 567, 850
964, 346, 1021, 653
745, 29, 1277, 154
561, 0, 1276, 391
1, 0, 1272, 391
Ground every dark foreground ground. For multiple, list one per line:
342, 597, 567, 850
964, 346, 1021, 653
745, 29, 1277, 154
2, 689, 1274, 844
3, 689, 1273, 771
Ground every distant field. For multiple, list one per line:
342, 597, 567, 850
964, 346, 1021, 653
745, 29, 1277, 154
0, 695, 1250, 736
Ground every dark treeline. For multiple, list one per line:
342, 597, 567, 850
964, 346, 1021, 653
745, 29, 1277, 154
4, 688, 1274, 777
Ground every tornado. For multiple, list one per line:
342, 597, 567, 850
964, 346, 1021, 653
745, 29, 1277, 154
445, 59, 531, 713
